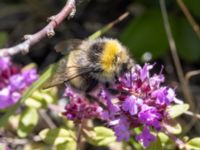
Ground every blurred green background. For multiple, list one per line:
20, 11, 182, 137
0, 0, 200, 64
1, 0, 200, 99
1, 0, 200, 89
0, 0, 200, 149
0, 0, 199, 61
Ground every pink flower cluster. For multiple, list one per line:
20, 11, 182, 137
63, 63, 179, 148
63, 87, 103, 123
0, 57, 38, 109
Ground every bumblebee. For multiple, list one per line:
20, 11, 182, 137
43, 38, 134, 95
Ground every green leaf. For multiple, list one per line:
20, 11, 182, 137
0, 65, 55, 128
0, 32, 8, 47
94, 126, 115, 138
94, 126, 116, 146
23, 142, 50, 150
63, 119, 75, 130
24, 97, 47, 109
17, 108, 39, 138
39, 128, 74, 146
129, 137, 143, 150
83, 126, 116, 146
120, 10, 170, 61
158, 132, 169, 144
186, 138, 200, 150
24, 89, 57, 109
175, 18, 200, 62
146, 136, 162, 150
158, 132, 176, 150
166, 104, 189, 118
164, 120, 182, 135
56, 141, 76, 150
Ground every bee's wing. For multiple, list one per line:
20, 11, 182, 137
42, 57, 68, 89
43, 58, 96, 89
55, 39, 83, 55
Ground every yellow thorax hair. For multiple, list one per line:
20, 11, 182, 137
100, 40, 121, 73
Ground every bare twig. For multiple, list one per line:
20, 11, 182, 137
164, 130, 187, 150
185, 69, 200, 81
176, 0, 200, 40
0, 0, 77, 57
89, 12, 129, 40
0, 136, 41, 145
184, 111, 200, 120
159, 0, 194, 111
39, 110, 56, 129
76, 123, 82, 150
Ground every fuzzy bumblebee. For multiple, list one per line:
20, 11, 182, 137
44, 38, 134, 95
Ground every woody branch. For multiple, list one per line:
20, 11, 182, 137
0, 0, 77, 58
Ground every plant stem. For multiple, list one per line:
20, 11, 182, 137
185, 69, 200, 81
159, 0, 194, 111
89, 12, 129, 40
176, 0, 200, 40
76, 123, 82, 150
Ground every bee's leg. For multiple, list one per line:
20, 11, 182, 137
106, 88, 129, 96
105, 82, 110, 88
84, 78, 99, 101
106, 88, 120, 95
86, 78, 99, 93
64, 81, 68, 87
85, 93, 99, 102
103, 81, 120, 95
114, 75, 120, 84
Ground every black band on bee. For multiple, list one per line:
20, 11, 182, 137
88, 41, 105, 63
85, 78, 99, 93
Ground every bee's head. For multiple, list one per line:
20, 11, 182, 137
100, 39, 134, 80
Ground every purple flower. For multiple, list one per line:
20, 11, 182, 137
0, 57, 11, 71
136, 127, 156, 148
149, 74, 165, 88
9, 74, 26, 90
63, 92, 103, 123
166, 88, 176, 103
0, 86, 21, 109
62, 63, 180, 148
138, 63, 153, 81
0, 87, 11, 109
119, 69, 137, 88
138, 105, 161, 130
0, 57, 38, 109
151, 87, 175, 105
99, 89, 119, 117
64, 87, 75, 98
113, 117, 130, 141
122, 95, 139, 115
22, 69, 38, 85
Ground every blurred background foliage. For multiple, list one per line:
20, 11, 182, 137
1, 0, 200, 88
0, 0, 200, 149
0, 0, 200, 109
0, 0, 200, 64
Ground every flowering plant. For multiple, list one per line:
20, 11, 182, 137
62, 63, 184, 148
0, 0, 199, 148
0, 57, 38, 109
